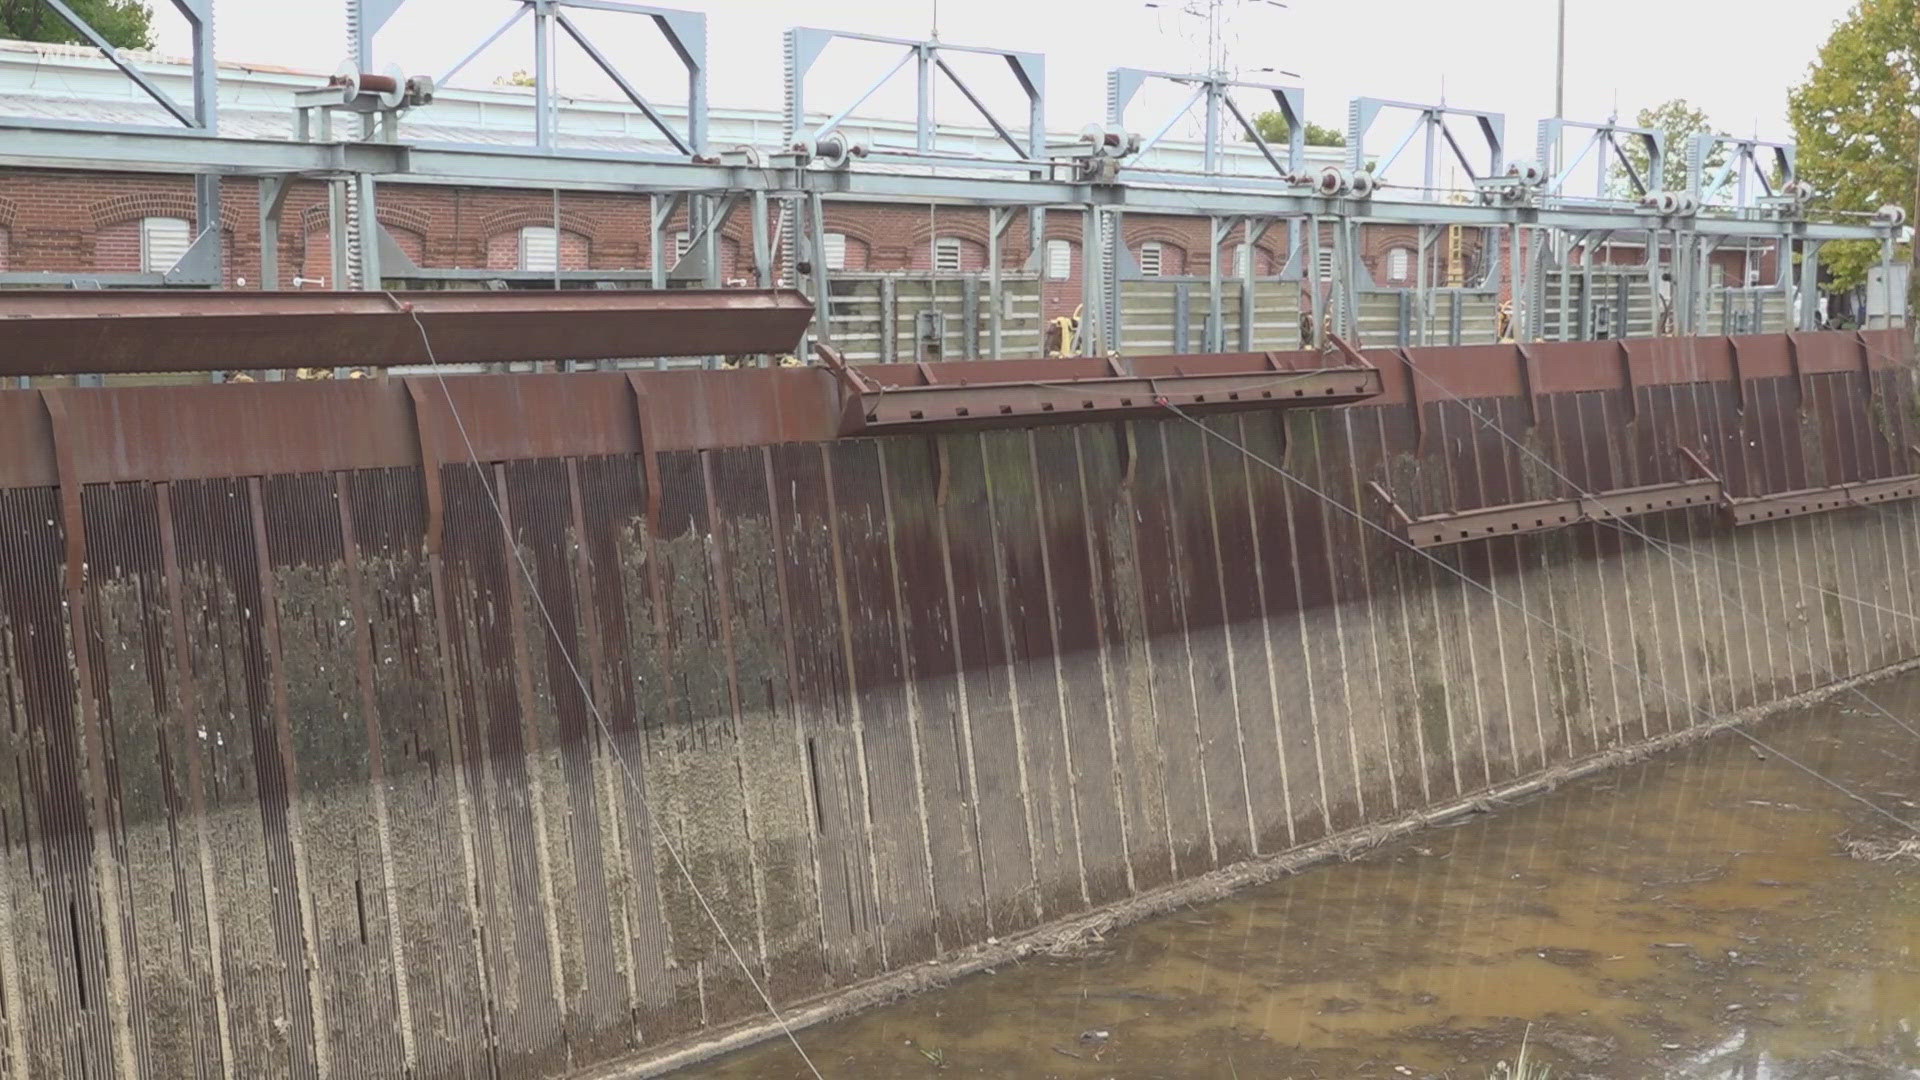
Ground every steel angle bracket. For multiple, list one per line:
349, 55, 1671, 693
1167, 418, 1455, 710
1380, 476, 1725, 550
827, 346, 1383, 437
1725, 471, 1920, 527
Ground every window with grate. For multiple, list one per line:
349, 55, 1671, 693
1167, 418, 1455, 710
1387, 247, 1411, 283
1316, 246, 1336, 281
141, 216, 191, 274
1046, 239, 1072, 279
933, 236, 963, 272
674, 231, 692, 261
519, 226, 558, 272
822, 232, 847, 270
1233, 245, 1251, 277
1138, 241, 1163, 277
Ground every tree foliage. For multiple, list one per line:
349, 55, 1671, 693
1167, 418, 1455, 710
1245, 110, 1346, 148
0, 0, 154, 50
1787, 0, 1918, 292
1611, 98, 1726, 196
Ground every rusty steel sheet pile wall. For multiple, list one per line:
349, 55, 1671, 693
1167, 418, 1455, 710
0, 330, 1914, 1077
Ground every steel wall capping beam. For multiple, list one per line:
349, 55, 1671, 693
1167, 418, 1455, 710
0, 289, 815, 376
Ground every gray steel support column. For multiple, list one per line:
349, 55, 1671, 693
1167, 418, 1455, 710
1239, 217, 1268, 350
1104, 207, 1123, 353
807, 191, 834, 349
1414, 224, 1430, 347
1798, 240, 1823, 330
696, 194, 720, 287
1207, 215, 1230, 353
355, 173, 382, 288
1307, 215, 1326, 349
988, 205, 1015, 358
1883, 235, 1901, 328
533, 0, 553, 150
751, 189, 773, 288
258, 176, 289, 290
1080, 205, 1102, 356
916, 44, 934, 155
1556, 233, 1574, 341
649, 192, 678, 291
329, 179, 352, 291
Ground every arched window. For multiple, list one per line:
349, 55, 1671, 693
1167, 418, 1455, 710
1138, 241, 1163, 277
1046, 239, 1073, 279
141, 216, 192, 273
1386, 246, 1412, 283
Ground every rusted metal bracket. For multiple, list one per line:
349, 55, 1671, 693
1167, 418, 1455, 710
1725, 336, 1746, 413
1854, 330, 1879, 407
1784, 332, 1812, 414
831, 349, 1383, 437
1678, 446, 1721, 484
1515, 343, 1544, 427
0, 288, 816, 376
1325, 333, 1370, 370
39, 390, 87, 594
1367, 480, 1414, 528
402, 379, 447, 556
625, 373, 665, 535
1725, 472, 1920, 526
1617, 339, 1639, 422
1393, 346, 1428, 453
1383, 477, 1725, 549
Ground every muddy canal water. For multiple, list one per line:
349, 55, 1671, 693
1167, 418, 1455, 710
689, 672, 1920, 1079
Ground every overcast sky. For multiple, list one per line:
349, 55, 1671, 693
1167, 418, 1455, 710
157, 0, 1855, 146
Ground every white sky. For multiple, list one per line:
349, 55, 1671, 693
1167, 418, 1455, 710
157, 0, 1853, 145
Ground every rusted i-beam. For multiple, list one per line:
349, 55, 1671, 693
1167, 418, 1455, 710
0, 288, 816, 376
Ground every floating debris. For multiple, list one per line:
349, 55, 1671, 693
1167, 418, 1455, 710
1842, 836, 1920, 863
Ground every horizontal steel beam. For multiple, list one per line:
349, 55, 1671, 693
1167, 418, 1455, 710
0, 117, 410, 175
1392, 479, 1724, 549
831, 349, 1382, 435
0, 119, 1890, 242
0, 288, 814, 375
1726, 473, 1920, 526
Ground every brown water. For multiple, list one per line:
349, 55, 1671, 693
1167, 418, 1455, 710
688, 674, 1920, 1079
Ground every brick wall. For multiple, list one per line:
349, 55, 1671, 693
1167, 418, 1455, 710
0, 168, 1779, 323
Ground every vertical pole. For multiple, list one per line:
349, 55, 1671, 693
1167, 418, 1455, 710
258, 176, 283, 291
1240, 217, 1259, 350
1080, 205, 1102, 356
1203, 80, 1221, 174
186, 0, 220, 277
1798, 240, 1823, 330
751, 190, 773, 289
532, 0, 552, 151
1554, 0, 1565, 121
988, 207, 1011, 359
916, 44, 934, 155
356, 175, 382, 289
1207, 216, 1227, 352
1307, 215, 1325, 349
807, 191, 834, 349
329, 179, 351, 292
1414, 223, 1429, 346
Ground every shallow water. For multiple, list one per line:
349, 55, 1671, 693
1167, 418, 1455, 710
687, 673, 1920, 1079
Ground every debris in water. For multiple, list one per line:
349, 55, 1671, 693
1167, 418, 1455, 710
1842, 836, 1920, 862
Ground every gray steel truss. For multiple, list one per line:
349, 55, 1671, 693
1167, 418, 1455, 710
0, 2, 1900, 348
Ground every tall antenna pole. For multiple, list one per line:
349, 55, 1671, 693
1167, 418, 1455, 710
1554, 0, 1566, 120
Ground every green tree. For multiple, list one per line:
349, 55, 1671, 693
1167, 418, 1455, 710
495, 69, 536, 87
1787, 0, 1918, 293
1245, 109, 1346, 148
0, 0, 154, 49
1611, 98, 1726, 196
